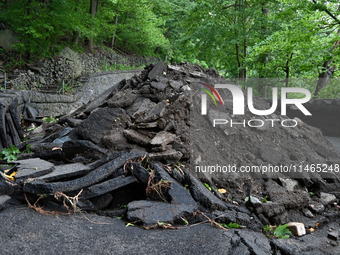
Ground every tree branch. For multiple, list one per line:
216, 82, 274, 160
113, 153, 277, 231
312, 0, 340, 25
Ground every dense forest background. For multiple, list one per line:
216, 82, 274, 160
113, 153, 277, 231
0, 0, 339, 97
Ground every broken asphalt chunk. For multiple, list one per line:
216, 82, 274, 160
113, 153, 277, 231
23, 151, 147, 194
135, 101, 167, 123
15, 158, 54, 183
151, 162, 197, 207
39, 163, 91, 182
150, 131, 176, 146
182, 168, 227, 210
148, 149, 183, 163
147, 62, 167, 80
127, 200, 196, 225
123, 129, 151, 146
81, 176, 136, 199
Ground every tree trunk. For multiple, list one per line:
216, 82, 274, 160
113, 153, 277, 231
111, 15, 119, 48
72, 31, 79, 44
314, 29, 340, 96
87, 0, 99, 50
283, 52, 293, 87
240, 38, 247, 79
235, 42, 246, 79
314, 61, 336, 96
314, 5, 340, 96
257, 4, 269, 96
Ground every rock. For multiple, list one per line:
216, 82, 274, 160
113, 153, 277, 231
39, 163, 91, 182
127, 97, 156, 119
61, 116, 82, 127
0, 195, 11, 210
129, 163, 150, 184
147, 62, 167, 80
0, 178, 20, 196
182, 168, 227, 210
168, 80, 183, 90
272, 232, 339, 255
264, 180, 310, 209
151, 163, 197, 208
53, 136, 72, 145
102, 129, 132, 150
150, 131, 176, 146
62, 140, 107, 161
255, 202, 286, 218
279, 178, 301, 192
309, 202, 325, 213
181, 85, 191, 91
133, 122, 158, 129
287, 222, 306, 236
212, 210, 260, 230
148, 149, 183, 163
82, 176, 136, 199
320, 192, 337, 205
302, 208, 314, 218
327, 231, 339, 241
39, 77, 46, 85
127, 200, 196, 225
136, 101, 167, 123
150, 81, 167, 92
123, 129, 151, 146
250, 196, 262, 206
150, 144, 172, 152
15, 158, 55, 183
58, 47, 83, 77
234, 230, 272, 255
107, 89, 138, 108
294, 117, 304, 127
72, 107, 130, 146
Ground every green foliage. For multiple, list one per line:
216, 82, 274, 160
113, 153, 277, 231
25, 144, 32, 154
43, 116, 58, 123
273, 224, 292, 239
0, 0, 339, 97
220, 222, 241, 229
0, 0, 91, 59
263, 224, 292, 239
181, 217, 189, 226
263, 225, 271, 232
204, 183, 212, 191
59, 80, 77, 95
0, 0, 170, 60
0, 145, 20, 163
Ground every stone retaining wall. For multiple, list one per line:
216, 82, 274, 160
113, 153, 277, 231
2, 47, 157, 91
0, 69, 141, 116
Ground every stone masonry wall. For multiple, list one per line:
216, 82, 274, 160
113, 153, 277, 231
3, 47, 158, 91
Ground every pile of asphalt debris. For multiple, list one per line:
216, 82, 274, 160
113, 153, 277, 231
0, 62, 339, 254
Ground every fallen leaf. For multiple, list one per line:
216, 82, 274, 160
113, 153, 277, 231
218, 188, 227, 194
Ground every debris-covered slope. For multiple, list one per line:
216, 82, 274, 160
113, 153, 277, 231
0, 62, 339, 254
